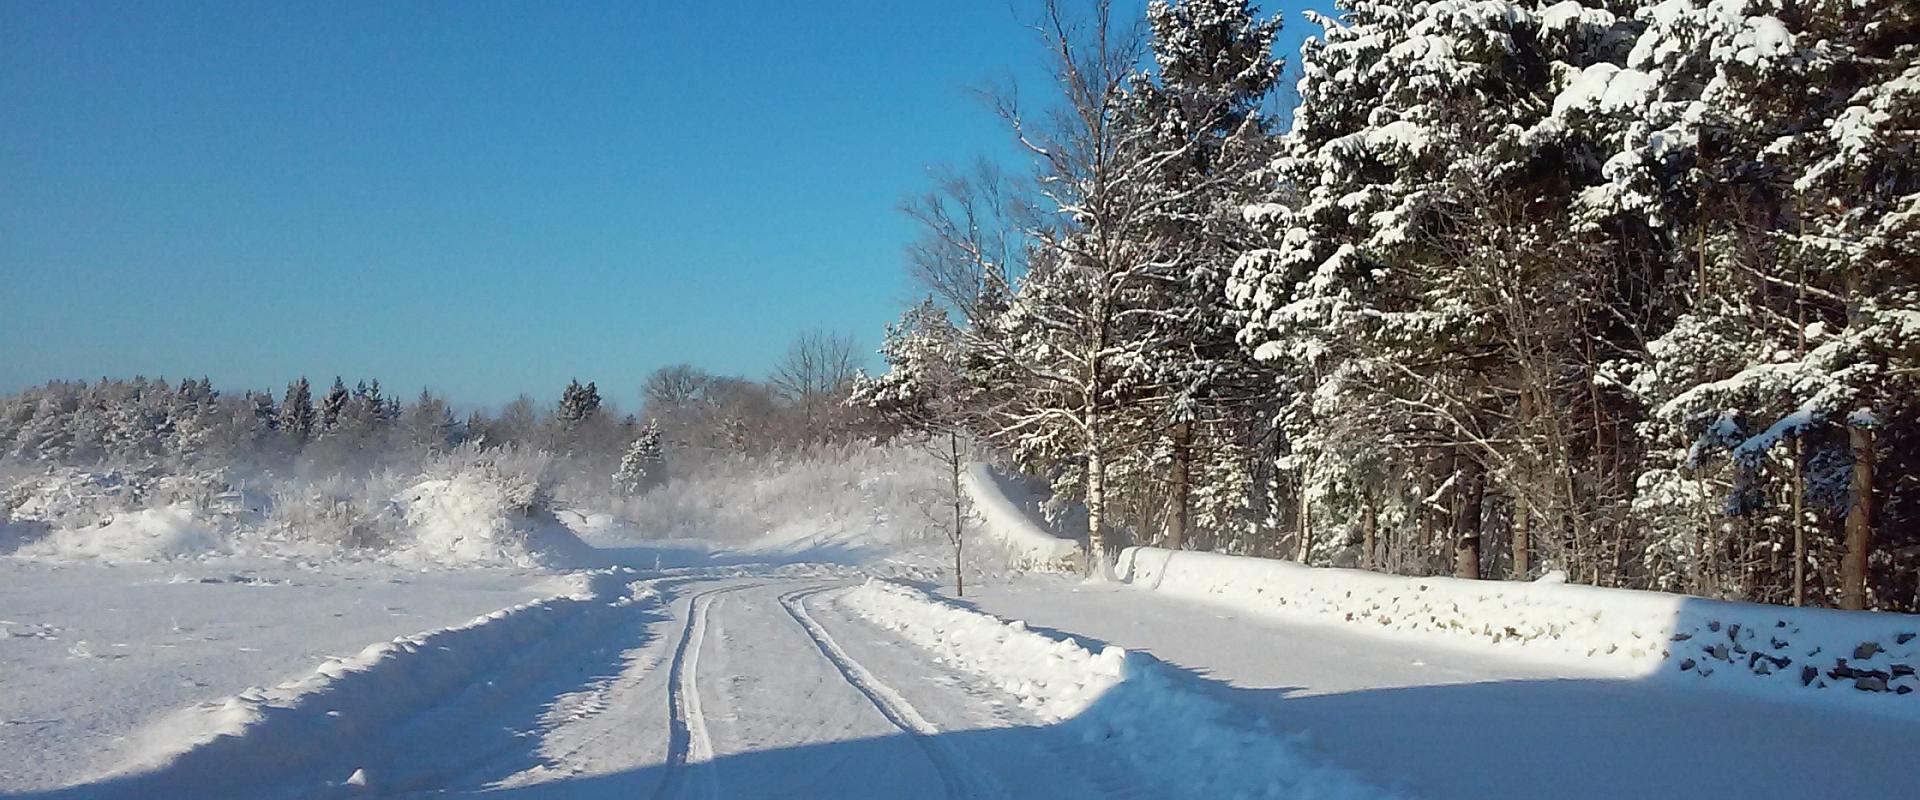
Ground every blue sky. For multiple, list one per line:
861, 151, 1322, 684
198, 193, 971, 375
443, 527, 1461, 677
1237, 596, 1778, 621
1, 1, 1333, 409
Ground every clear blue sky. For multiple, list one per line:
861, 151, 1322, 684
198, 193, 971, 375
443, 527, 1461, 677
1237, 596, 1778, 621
1, 1, 1332, 409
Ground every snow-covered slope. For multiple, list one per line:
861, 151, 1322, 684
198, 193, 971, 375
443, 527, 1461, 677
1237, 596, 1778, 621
959, 462, 1081, 571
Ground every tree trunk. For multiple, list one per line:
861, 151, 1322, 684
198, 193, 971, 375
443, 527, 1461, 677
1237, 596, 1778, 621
1455, 459, 1484, 580
1361, 500, 1378, 570
1792, 437, 1806, 607
1418, 467, 1435, 553
1513, 497, 1530, 580
1295, 480, 1313, 563
1167, 420, 1191, 550
1084, 395, 1111, 573
951, 431, 965, 598
1842, 423, 1874, 611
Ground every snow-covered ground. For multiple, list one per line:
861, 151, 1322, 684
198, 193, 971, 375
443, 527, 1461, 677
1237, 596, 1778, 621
0, 556, 559, 792
2, 455, 1915, 799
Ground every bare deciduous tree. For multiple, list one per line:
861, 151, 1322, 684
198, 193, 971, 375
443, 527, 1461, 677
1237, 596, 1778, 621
772, 329, 860, 442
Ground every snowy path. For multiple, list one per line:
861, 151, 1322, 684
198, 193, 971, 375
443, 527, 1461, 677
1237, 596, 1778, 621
958, 579, 1920, 800
42, 572, 1124, 799
393, 576, 1112, 799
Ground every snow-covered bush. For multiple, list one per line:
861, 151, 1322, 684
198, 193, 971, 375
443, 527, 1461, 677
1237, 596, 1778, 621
14, 504, 228, 563
264, 472, 407, 553
391, 443, 588, 568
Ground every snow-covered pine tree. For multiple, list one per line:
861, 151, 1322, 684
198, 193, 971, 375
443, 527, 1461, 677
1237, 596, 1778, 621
1606, 0, 1920, 607
557, 379, 602, 429
281, 378, 316, 446
320, 377, 350, 433
851, 297, 979, 593
614, 423, 667, 493
1231, 0, 1661, 579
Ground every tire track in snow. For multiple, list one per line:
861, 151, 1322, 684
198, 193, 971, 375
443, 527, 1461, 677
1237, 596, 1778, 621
652, 582, 757, 800
778, 585, 1002, 800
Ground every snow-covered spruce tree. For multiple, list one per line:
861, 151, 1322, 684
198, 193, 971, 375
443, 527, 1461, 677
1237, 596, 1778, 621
250, 390, 278, 436
166, 377, 221, 466
557, 379, 601, 429
614, 423, 667, 494
401, 389, 456, 456
319, 377, 350, 434
280, 377, 316, 448
1118, 0, 1286, 552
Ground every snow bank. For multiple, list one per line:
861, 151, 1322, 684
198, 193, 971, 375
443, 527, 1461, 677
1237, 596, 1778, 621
91, 569, 641, 797
15, 504, 226, 563
1116, 547, 1920, 716
841, 580, 1395, 800
959, 462, 1082, 571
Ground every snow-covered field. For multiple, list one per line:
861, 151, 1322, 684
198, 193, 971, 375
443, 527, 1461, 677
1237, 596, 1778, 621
2, 456, 1915, 799
0, 557, 559, 792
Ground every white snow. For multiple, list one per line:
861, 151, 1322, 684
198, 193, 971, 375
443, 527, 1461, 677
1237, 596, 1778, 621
14, 503, 226, 563
0, 556, 560, 792
1553, 63, 1657, 117
955, 576, 1920, 800
841, 579, 1396, 800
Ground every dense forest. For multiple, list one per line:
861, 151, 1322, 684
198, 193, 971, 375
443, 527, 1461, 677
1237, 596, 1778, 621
854, 0, 1918, 611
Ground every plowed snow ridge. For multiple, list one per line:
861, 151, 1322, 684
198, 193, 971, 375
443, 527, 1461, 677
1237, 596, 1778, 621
841, 580, 1399, 800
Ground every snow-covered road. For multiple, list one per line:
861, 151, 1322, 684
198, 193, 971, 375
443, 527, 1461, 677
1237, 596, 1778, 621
49, 573, 1143, 799
368, 575, 1173, 799
18, 566, 1916, 800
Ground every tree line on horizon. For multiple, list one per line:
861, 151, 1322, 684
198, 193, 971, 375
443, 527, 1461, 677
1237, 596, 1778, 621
0, 328, 884, 499
853, 0, 1918, 612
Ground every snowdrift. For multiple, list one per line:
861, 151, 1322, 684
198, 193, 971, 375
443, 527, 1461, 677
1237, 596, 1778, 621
14, 503, 225, 563
959, 462, 1081, 571
1116, 547, 1920, 716
841, 580, 1395, 800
